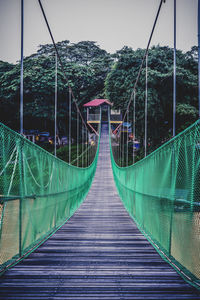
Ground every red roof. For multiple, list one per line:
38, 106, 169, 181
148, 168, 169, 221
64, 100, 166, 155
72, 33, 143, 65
83, 99, 112, 107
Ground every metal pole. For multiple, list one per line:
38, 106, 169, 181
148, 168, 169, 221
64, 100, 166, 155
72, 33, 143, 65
69, 89, 71, 164
144, 54, 148, 157
87, 130, 88, 166
119, 127, 122, 167
20, 0, 24, 135
85, 129, 87, 166
54, 53, 57, 157
173, 0, 176, 136
19, 0, 24, 259
82, 124, 84, 167
133, 90, 136, 164
88, 129, 90, 165
198, 0, 200, 118
118, 131, 120, 165
127, 111, 129, 166
77, 111, 79, 167
122, 121, 124, 167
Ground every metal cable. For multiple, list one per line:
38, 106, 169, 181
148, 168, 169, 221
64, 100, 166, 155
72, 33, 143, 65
77, 111, 79, 167
173, 0, 176, 136
69, 89, 71, 164
38, 0, 89, 134
144, 54, 148, 157
121, 0, 165, 125
54, 53, 57, 157
198, 0, 200, 118
127, 111, 129, 166
133, 90, 136, 164
20, 0, 24, 134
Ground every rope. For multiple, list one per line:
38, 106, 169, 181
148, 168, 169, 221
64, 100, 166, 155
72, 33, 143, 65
7, 148, 19, 196
71, 144, 92, 165
24, 154, 54, 189
0, 146, 17, 176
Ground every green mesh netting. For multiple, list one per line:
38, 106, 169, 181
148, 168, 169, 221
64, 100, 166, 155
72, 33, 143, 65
110, 120, 200, 288
0, 122, 100, 274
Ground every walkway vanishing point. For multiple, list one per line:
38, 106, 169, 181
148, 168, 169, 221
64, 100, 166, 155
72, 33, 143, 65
0, 123, 200, 299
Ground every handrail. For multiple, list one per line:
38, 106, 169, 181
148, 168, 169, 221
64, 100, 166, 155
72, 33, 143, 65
109, 120, 200, 289
0, 120, 101, 274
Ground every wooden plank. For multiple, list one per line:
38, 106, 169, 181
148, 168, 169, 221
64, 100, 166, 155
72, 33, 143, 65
0, 123, 200, 299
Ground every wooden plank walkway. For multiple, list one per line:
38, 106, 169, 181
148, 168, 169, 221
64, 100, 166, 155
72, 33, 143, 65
0, 123, 200, 299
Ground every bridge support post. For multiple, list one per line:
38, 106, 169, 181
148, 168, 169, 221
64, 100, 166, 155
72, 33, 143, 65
18, 141, 24, 258
19, 0, 24, 258
54, 53, 57, 157
133, 90, 136, 164
77, 111, 79, 167
69, 89, 71, 164
144, 54, 148, 157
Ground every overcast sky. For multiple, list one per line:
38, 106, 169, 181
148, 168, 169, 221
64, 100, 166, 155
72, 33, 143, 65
0, 0, 198, 64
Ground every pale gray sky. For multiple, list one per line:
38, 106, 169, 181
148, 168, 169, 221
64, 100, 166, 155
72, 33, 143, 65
0, 0, 198, 63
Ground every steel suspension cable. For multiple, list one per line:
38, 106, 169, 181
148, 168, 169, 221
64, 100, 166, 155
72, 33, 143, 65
69, 89, 71, 164
123, 120, 125, 167
54, 53, 57, 157
86, 130, 88, 166
119, 128, 121, 166
119, 133, 120, 166
38, 0, 89, 135
121, 0, 165, 126
173, 0, 176, 137
77, 111, 79, 167
85, 129, 87, 166
126, 111, 129, 166
82, 124, 84, 167
198, 0, 200, 119
144, 54, 148, 157
20, 0, 24, 135
133, 90, 136, 164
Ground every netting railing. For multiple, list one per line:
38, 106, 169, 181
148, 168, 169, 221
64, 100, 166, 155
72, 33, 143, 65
0, 122, 100, 274
110, 120, 200, 288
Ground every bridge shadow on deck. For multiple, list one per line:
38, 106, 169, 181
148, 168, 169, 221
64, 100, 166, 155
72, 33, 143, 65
0, 123, 200, 299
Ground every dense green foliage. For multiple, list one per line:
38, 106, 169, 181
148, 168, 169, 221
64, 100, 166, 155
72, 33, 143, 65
0, 41, 113, 134
0, 41, 198, 151
105, 45, 198, 149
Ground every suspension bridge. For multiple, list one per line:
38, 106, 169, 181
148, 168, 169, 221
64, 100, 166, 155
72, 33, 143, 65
1, 0, 200, 299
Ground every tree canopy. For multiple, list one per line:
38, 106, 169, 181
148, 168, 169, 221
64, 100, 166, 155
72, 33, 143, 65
0, 41, 198, 148
105, 45, 198, 147
0, 41, 113, 133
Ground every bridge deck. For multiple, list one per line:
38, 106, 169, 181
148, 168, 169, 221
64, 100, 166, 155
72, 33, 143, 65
0, 123, 200, 299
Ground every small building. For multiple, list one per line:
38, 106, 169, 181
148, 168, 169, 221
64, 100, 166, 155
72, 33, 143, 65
84, 99, 112, 123
83, 99, 123, 135
84, 99, 112, 135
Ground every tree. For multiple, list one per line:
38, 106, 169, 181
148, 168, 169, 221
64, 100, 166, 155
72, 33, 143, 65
0, 41, 113, 134
105, 45, 198, 149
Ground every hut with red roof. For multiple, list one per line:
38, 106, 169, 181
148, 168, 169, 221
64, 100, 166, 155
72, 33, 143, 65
83, 99, 112, 124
